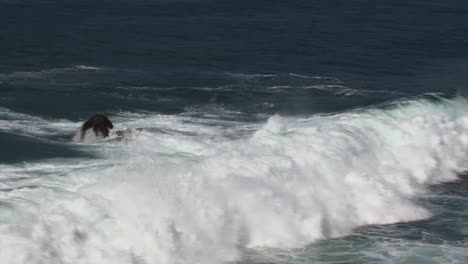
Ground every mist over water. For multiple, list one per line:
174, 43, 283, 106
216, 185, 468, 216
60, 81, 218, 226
2, 0, 468, 263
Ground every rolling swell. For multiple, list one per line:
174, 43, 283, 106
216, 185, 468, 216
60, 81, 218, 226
1, 96, 468, 263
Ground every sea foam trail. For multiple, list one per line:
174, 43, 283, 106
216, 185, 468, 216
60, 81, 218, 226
1, 97, 468, 264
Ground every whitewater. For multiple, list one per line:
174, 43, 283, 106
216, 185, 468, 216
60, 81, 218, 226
1, 95, 468, 264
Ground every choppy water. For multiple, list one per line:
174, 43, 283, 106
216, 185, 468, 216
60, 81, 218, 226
1, 1, 468, 263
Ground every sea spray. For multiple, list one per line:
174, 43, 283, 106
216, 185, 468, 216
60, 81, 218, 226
1, 97, 468, 264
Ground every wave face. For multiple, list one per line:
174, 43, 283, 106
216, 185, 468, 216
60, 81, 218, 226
1, 97, 468, 263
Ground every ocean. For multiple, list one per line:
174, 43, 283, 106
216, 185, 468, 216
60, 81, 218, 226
1, 0, 468, 263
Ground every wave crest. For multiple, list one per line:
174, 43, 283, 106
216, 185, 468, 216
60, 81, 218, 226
1, 97, 468, 264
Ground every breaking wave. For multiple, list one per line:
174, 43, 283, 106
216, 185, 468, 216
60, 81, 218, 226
1, 96, 468, 264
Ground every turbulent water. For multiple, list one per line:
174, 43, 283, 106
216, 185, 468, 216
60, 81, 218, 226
1, 1, 468, 264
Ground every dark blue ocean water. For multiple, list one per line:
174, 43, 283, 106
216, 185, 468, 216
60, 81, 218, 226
1, 1, 468, 263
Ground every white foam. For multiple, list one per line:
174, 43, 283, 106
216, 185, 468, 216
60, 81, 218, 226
0, 108, 78, 138
73, 65, 102, 71
224, 72, 278, 79
301, 84, 405, 96
1, 97, 468, 264
0, 65, 105, 81
264, 85, 404, 97
288, 73, 340, 81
